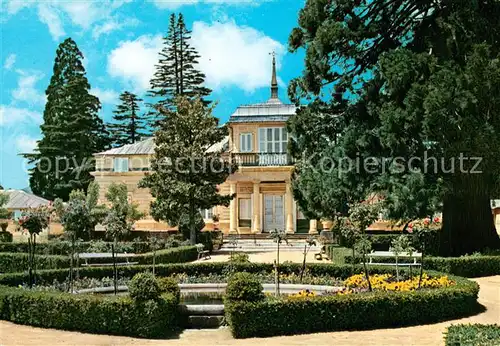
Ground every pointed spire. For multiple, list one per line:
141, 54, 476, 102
270, 51, 278, 99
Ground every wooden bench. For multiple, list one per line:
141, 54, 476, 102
367, 251, 422, 267
78, 252, 139, 267
196, 244, 211, 260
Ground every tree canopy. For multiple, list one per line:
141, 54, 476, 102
108, 91, 148, 147
288, 0, 500, 255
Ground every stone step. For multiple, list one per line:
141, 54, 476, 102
185, 315, 225, 329
179, 304, 224, 316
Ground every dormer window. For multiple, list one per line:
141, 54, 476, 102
239, 133, 253, 152
113, 157, 129, 172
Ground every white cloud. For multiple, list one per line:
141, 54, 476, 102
3, 0, 132, 41
15, 134, 39, 153
91, 88, 119, 105
12, 70, 46, 106
92, 18, 140, 39
37, 4, 66, 41
107, 34, 163, 92
3, 54, 16, 70
0, 106, 42, 127
152, 0, 264, 9
191, 20, 285, 92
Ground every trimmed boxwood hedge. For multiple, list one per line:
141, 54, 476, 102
0, 246, 198, 273
343, 254, 500, 278
0, 286, 179, 338
444, 324, 500, 346
225, 274, 480, 338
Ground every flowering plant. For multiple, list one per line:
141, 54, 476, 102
345, 273, 454, 292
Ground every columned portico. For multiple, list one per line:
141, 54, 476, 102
252, 181, 261, 233
229, 182, 237, 234
285, 181, 294, 233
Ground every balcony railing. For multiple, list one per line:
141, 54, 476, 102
232, 152, 294, 167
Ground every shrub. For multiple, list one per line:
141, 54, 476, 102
226, 272, 264, 302
229, 252, 250, 263
0, 286, 179, 338
128, 272, 161, 301
225, 275, 479, 338
0, 231, 12, 243
0, 253, 70, 273
158, 277, 180, 302
0, 222, 8, 232
444, 324, 500, 346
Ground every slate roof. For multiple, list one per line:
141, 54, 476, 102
95, 136, 229, 156
2, 190, 50, 209
228, 98, 296, 123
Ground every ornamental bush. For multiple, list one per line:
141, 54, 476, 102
158, 277, 180, 302
128, 272, 161, 301
444, 324, 500, 346
0, 231, 13, 243
0, 286, 179, 338
226, 272, 264, 302
225, 275, 480, 338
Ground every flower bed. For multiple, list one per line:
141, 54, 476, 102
0, 262, 480, 339
224, 271, 480, 338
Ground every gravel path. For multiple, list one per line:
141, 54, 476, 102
1, 276, 498, 346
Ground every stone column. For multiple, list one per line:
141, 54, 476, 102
309, 219, 318, 235
252, 181, 261, 233
285, 182, 294, 234
229, 182, 237, 234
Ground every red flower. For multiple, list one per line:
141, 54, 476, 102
423, 218, 430, 225
407, 227, 413, 234
433, 217, 441, 223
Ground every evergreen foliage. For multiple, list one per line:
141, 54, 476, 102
139, 96, 236, 244
108, 91, 148, 147
148, 13, 211, 126
24, 38, 108, 201
288, 0, 500, 256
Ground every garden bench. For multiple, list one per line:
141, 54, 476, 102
367, 250, 422, 267
196, 244, 211, 260
78, 252, 139, 267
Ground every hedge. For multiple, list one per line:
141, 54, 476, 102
0, 286, 179, 338
0, 240, 186, 255
342, 254, 500, 278
225, 274, 480, 338
0, 246, 198, 273
444, 324, 500, 345
0, 232, 12, 243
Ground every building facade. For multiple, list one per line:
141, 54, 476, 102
92, 57, 320, 235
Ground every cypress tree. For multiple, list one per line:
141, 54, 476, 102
25, 38, 108, 201
148, 13, 211, 126
108, 91, 147, 147
139, 97, 236, 245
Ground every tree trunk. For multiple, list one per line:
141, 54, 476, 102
362, 253, 372, 292
33, 234, 37, 286
189, 200, 196, 245
28, 235, 33, 288
153, 249, 156, 277
300, 244, 307, 283
418, 244, 425, 289
440, 191, 499, 256
112, 242, 117, 295
70, 234, 75, 293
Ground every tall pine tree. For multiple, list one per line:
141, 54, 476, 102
25, 38, 108, 201
139, 97, 236, 244
148, 13, 211, 126
108, 91, 147, 147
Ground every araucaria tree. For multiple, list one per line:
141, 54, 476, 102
288, 0, 500, 256
108, 91, 148, 147
148, 13, 211, 125
25, 38, 109, 201
139, 96, 236, 245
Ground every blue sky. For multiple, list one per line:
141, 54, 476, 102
0, 0, 306, 191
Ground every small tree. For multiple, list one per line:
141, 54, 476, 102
300, 236, 316, 282
108, 91, 148, 147
269, 229, 288, 296
18, 206, 50, 287
0, 192, 10, 220
103, 183, 143, 294
341, 201, 381, 292
391, 235, 415, 281
412, 217, 441, 289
